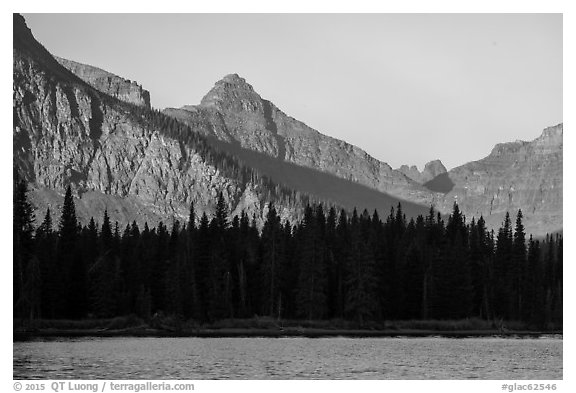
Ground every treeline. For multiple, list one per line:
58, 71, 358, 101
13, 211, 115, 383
14, 181, 562, 329
127, 104, 314, 210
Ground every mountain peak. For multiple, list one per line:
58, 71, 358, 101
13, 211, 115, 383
215, 73, 254, 91
424, 159, 447, 174
537, 123, 563, 143
221, 73, 248, 83
200, 73, 259, 109
397, 159, 446, 184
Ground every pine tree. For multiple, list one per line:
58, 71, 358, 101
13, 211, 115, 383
195, 212, 212, 322
181, 203, 198, 320
164, 221, 183, 316
494, 212, 513, 320
296, 205, 327, 319
36, 208, 56, 318
432, 203, 472, 319
344, 209, 378, 324
13, 179, 36, 319
89, 209, 117, 317
525, 235, 543, 327
209, 194, 232, 320
57, 185, 86, 318
260, 203, 283, 316
511, 209, 527, 320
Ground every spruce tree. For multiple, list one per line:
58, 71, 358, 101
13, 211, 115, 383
261, 203, 283, 316
37, 208, 57, 319
195, 212, 212, 322
512, 209, 527, 320
209, 194, 232, 320
296, 205, 327, 319
494, 212, 513, 319
57, 185, 86, 318
13, 179, 36, 319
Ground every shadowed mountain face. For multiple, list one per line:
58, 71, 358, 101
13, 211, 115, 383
163, 75, 562, 236
12, 14, 432, 228
424, 173, 455, 194
13, 14, 562, 236
165, 74, 437, 203
13, 15, 314, 228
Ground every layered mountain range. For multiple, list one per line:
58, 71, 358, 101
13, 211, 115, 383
13, 14, 562, 236
13, 14, 310, 227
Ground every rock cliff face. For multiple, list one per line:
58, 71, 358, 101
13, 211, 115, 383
435, 124, 563, 236
55, 57, 151, 108
398, 159, 447, 184
13, 14, 562, 236
13, 14, 305, 228
164, 74, 562, 236
164, 74, 437, 206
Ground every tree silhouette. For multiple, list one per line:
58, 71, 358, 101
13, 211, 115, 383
13, 187, 562, 330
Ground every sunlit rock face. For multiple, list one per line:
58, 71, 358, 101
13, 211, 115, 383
436, 124, 563, 236
164, 74, 439, 209
164, 74, 562, 236
14, 13, 562, 236
55, 57, 151, 109
13, 14, 304, 228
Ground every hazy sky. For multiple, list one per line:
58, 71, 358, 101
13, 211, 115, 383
23, 13, 562, 170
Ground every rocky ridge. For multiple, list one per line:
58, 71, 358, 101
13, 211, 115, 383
13, 14, 309, 228
398, 160, 447, 184
13, 14, 562, 236
437, 124, 563, 236
163, 74, 562, 236
55, 57, 151, 108
164, 74, 438, 207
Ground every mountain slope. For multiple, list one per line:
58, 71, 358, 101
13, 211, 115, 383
13, 14, 562, 236
436, 124, 563, 236
13, 14, 320, 227
163, 74, 437, 206
163, 74, 562, 236
55, 56, 151, 108
34, 58, 434, 221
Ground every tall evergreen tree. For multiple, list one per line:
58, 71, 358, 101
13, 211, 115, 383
36, 208, 56, 319
494, 212, 513, 319
260, 203, 284, 317
57, 185, 86, 318
296, 205, 327, 319
195, 212, 212, 322
512, 209, 527, 320
13, 179, 36, 319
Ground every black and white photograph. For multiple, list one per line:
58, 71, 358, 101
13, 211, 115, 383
10, 3, 566, 388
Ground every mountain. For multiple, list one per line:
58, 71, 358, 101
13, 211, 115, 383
13, 14, 318, 228
55, 56, 151, 108
163, 74, 438, 199
162, 75, 562, 236
433, 124, 563, 236
397, 160, 447, 185
13, 14, 562, 236
163, 74, 441, 216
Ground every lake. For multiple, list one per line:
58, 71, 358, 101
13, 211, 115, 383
13, 336, 562, 379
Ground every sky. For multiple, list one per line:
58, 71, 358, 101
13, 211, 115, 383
23, 13, 562, 170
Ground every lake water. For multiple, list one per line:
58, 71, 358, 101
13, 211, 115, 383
13, 336, 562, 379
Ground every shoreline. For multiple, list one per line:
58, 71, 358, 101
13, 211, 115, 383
13, 327, 562, 341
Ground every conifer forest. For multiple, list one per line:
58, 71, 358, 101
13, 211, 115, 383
13, 180, 562, 330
